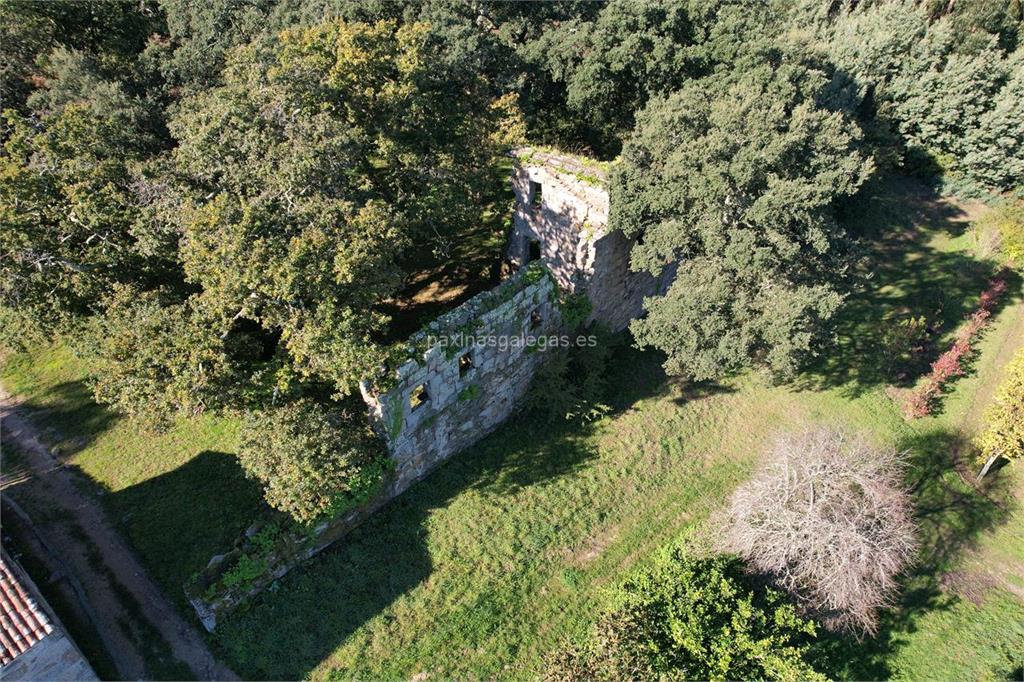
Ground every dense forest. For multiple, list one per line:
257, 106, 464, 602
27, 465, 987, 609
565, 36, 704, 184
1, 0, 1022, 678
3, 0, 1020, 519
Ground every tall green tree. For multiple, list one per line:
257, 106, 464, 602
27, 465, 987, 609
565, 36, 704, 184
153, 0, 281, 91
0, 49, 173, 347
614, 51, 873, 381
522, 0, 694, 153
0, 0, 162, 111
800, 0, 1022, 194
521, 0, 778, 156
82, 19, 513, 418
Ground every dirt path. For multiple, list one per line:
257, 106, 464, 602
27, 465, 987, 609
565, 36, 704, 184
0, 387, 237, 681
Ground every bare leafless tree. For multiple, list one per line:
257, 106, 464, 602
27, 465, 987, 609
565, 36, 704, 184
721, 427, 918, 636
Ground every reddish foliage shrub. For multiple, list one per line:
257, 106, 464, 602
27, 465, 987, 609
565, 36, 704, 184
899, 274, 1007, 419
898, 382, 937, 419
978, 277, 1007, 311
955, 309, 990, 344
929, 339, 969, 383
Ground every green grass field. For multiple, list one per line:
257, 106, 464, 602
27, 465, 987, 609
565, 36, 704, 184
2, 177, 1022, 680
0, 346, 264, 604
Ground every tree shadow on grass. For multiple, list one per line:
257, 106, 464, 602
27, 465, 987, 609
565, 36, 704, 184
802, 176, 1020, 398
208, 411, 605, 679
603, 340, 736, 412
207, 342, 715, 679
105, 450, 264, 603
809, 428, 1017, 679
17, 380, 119, 460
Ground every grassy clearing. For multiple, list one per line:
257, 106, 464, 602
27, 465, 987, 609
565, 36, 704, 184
0, 345, 263, 602
1, 177, 1022, 679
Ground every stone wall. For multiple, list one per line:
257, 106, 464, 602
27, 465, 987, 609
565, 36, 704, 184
506, 149, 608, 293
587, 230, 679, 333
506, 147, 673, 332
362, 265, 560, 492
187, 266, 562, 630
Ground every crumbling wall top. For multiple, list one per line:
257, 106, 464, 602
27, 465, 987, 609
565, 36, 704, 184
511, 146, 614, 188
511, 146, 612, 237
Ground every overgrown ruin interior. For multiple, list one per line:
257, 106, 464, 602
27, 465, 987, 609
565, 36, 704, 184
362, 147, 677, 487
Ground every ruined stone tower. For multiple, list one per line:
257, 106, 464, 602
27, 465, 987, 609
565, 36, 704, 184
189, 147, 680, 628
507, 147, 675, 332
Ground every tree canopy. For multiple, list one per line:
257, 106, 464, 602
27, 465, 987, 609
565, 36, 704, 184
547, 548, 824, 681
2, 0, 1019, 521
613, 51, 873, 380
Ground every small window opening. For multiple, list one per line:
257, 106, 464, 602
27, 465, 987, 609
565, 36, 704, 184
410, 384, 429, 410
458, 351, 474, 377
529, 180, 543, 208
528, 238, 541, 263
530, 309, 543, 331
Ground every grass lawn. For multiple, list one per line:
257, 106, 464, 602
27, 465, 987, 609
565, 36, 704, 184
0, 346, 264, 604
2, 177, 1022, 680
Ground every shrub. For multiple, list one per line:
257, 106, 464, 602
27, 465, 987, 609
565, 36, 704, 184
220, 554, 267, 591
975, 348, 1024, 478
723, 427, 917, 636
237, 399, 387, 524
900, 274, 1006, 419
991, 202, 1024, 269
880, 314, 932, 380
546, 548, 824, 681
929, 339, 970, 383
522, 325, 618, 423
978, 278, 1008, 312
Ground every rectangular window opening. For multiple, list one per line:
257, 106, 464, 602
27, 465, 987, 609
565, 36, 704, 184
459, 351, 474, 377
528, 238, 541, 263
529, 180, 543, 208
410, 384, 429, 410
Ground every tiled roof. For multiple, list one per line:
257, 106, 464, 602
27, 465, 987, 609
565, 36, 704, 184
0, 554, 53, 665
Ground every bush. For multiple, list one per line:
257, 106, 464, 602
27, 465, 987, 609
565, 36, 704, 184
546, 548, 824, 681
973, 200, 1024, 269
522, 325, 619, 423
723, 427, 917, 636
237, 399, 387, 524
880, 314, 934, 380
975, 348, 1024, 478
899, 274, 1007, 419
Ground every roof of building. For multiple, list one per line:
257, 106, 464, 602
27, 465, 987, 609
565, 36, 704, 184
0, 553, 53, 666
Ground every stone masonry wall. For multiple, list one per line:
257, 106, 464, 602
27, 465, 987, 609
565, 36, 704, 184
362, 267, 560, 492
187, 148, 677, 631
506, 148, 673, 332
506, 151, 607, 292
188, 266, 562, 631
587, 230, 679, 333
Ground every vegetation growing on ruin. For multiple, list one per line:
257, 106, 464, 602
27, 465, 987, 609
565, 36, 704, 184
3, 178, 1022, 678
